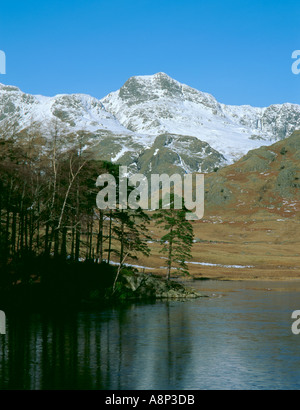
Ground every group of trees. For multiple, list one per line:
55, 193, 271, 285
0, 132, 103, 264
0, 125, 195, 286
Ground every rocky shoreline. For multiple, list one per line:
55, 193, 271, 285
85, 271, 203, 305
119, 271, 202, 299
0, 269, 204, 312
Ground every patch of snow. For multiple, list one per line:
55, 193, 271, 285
187, 261, 254, 268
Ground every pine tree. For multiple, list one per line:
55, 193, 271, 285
112, 208, 151, 267
154, 196, 194, 280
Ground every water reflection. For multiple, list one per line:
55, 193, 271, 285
1, 281, 300, 390
0, 302, 194, 390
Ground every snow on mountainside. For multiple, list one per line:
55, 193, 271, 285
101, 72, 300, 163
1, 73, 300, 176
0, 83, 131, 136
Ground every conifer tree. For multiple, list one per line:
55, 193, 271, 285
154, 195, 194, 280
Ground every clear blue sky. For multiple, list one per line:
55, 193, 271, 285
0, 0, 300, 106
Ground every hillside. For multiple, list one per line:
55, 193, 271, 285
204, 130, 300, 216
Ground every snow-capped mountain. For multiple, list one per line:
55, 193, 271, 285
1, 73, 300, 175
101, 72, 300, 163
0, 83, 131, 136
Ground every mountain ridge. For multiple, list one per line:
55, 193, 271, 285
1, 73, 300, 176
101, 72, 300, 163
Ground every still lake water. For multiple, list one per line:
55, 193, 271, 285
1, 280, 300, 390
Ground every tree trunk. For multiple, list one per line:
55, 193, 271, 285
54, 226, 59, 258
45, 222, 50, 257
29, 210, 34, 253
89, 216, 93, 260
167, 228, 173, 281
71, 226, 75, 261
119, 219, 124, 267
107, 211, 112, 264
19, 212, 24, 254
97, 210, 103, 263
75, 224, 81, 261
11, 211, 16, 255
5, 209, 10, 259
61, 227, 67, 260
24, 212, 28, 251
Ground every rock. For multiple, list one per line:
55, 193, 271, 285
121, 271, 202, 300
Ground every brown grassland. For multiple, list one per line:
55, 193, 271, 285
133, 212, 300, 281
122, 133, 300, 281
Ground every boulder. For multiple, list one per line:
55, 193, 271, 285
121, 271, 201, 300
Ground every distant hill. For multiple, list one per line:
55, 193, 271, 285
204, 131, 300, 217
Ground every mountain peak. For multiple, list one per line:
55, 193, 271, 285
116, 72, 185, 106
130, 72, 175, 82
153, 71, 171, 78
140, 72, 176, 83
101, 73, 300, 163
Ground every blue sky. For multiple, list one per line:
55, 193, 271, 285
0, 0, 300, 106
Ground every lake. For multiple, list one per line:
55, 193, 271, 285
1, 279, 300, 390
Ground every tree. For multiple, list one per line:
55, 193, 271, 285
154, 196, 194, 280
112, 208, 151, 267
111, 207, 151, 293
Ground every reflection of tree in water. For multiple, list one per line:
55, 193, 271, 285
107, 301, 194, 389
165, 301, 193, 389
0, 302, 194, 390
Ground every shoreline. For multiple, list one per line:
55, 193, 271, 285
146, 266, 300, 282
0, 270, 203, 313
189, 276, 300, 282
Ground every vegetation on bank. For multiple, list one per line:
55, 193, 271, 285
0, 256, 201, 312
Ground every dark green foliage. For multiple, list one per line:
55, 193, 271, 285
154, 195, 194, 279
0, 255, 117, 311
112, 208, 151, 266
